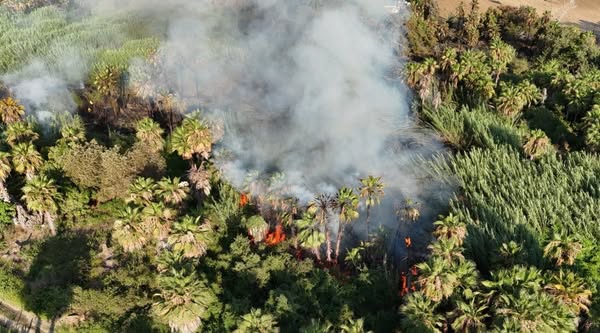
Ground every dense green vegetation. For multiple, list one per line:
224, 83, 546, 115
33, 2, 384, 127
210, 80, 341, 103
0, 0, 598, 332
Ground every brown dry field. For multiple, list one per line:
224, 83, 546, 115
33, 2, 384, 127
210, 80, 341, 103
436, 0, 600, 32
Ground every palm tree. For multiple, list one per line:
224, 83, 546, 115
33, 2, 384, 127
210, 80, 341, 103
300, 319, 333, 333
4, 121, 39, 147
187, 163, 212, 198
545, 270, 592, 314
11, 142, 42, 180
489, 37, 516, 85
245, 215, 269, 243
339, 318, 372, 333
0, 152, 12, 202
543, 232, 582, 266
498, 241, 523, 266
59, 116, 86, 145
0, 97, 25, 125
170, 118, 212, 161
516, 80, 542, 108
523, 129, 550, 160
113, 206, 148, 252
495, 83, 524, 117
152, 270, 216, 333
432, 214, 467, 245
307, 193, 334, 262
428, 238, 464, 263
358, 175, 384, 238
296, 213, 325, 261
21, 174, 58, 235
451, 299, 488, 333
157, 177, 190, 206
168, 216, 212, 258
334, 187, 359, 261
400, 292, 444, 333
142, 201, 176, 241
417, 257, 459, 302
135, 117, 165, 152
127, 177, 157, 206
234, 309, 279, 333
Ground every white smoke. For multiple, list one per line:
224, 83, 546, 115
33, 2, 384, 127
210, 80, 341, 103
2, 0, 450, 253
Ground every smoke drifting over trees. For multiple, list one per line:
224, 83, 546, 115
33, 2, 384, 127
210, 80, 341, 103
3, 0, 447, 231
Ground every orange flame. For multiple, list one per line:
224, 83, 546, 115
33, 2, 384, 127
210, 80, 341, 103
265, 224, 286, 246
240, 193, 249, 207
404, 237, 412, 248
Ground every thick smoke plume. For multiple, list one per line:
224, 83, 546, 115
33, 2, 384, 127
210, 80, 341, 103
4, 0, 449, 256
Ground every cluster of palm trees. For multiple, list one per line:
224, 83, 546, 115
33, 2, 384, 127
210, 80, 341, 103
401, 214, 592, 332
0, 97, 61, 234
296, 176, 384, 263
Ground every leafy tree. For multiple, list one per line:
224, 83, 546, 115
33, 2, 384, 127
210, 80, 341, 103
21, 174, 59, 235
358, 175, 384, 238
0, 97, 25, 125
543, 232, 582, 267
11, 142, 43, 180
58, 141, 136, 202
152, 269, 217, 333
234, 308, 279, 333
334, 187, 359, 261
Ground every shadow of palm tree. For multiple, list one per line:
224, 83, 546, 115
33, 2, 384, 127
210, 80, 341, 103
20, 232, 94, 324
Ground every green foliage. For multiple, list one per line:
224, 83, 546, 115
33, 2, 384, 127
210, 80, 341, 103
0, 200, 15, 226
435, 147, 600, 271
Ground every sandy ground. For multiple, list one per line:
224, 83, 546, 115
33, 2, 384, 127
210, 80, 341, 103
437, 0, 600, 32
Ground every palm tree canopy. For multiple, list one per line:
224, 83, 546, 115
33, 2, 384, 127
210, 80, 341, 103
0, 97, 25, 125
358, 175, 384, 207
335, 187, 359, 223
4, 121, 39, 146
0, 151, 12, 182
234, 308, 279, 333
21, 174, 58, 214
152, 270, 216, 333
170, 118, 212, 160
136, 117, 165, 151
157, 177, 190, 205
11, 142, 42, 177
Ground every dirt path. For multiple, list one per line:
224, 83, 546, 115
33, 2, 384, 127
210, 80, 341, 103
0, 299, 52, 333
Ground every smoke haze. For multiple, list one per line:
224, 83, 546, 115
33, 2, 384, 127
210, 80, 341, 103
2, 0, 449, 252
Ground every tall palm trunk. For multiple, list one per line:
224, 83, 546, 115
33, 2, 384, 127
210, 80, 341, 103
44, 211, 56, 236
335, 209, 346, 262
325, 228, 332, 262
365, 204, 371, 238
313, 247, 321, 261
